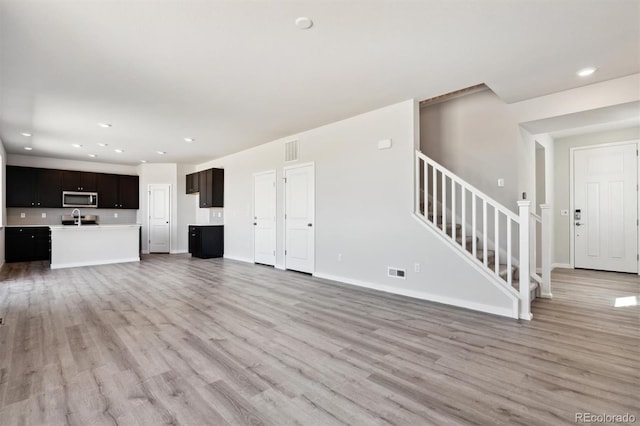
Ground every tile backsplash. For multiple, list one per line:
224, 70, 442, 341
6, 208, 138, 226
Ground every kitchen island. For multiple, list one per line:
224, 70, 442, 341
49, 224, 141, 269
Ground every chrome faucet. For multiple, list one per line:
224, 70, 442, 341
71, 208, 81, 226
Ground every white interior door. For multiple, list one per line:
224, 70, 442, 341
253, 171, 276, 266
574, 143, 637, 273
285, 163, 314, 273
148, 184, 171, 253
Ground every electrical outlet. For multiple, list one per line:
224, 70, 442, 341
497, 178, 505, 187
20, 212, 26, 218
337, 253, 342, 262
414, 263, 420, 273
41, 212, 46, 218
114, 213, 118, 218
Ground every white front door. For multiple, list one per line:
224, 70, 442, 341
253, 171, 276, 266
148, 184, 171, 253
574, 143, 638, 273
284, 163, 314, 273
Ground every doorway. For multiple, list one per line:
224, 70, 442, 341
535, 142, 546, 272
253, 170, 276, 266
284, 163, 315, 274
572, 142, 638, 273
148, 184, 171, 253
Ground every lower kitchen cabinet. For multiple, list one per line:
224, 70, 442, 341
5, 227, 51, 263
188, 225, 223, 259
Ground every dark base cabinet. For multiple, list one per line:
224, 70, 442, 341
5, 227, 51, 263
188, 225, 223, 259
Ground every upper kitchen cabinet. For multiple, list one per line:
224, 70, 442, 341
6, 166, 63, 208
97, 173, 139, 209
62, 170, 97, 192
198, 168, 224, 208
186, 172, 199, 194
118, 175, 139, 209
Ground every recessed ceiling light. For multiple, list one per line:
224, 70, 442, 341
295, 17, 313, 30
140, 160, 147, 163
184, 138, 195, 142
97, 143, 108, 147
72, 144, 83, 148
577, 67, 597, 77
21, 132, 32, 137
114, 149, 124, 153
98, 123, 112, 128
24, 146, 33, 151
88, 154, 97, 158
157, 151, 166, 155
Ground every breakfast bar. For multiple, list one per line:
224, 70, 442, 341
49, 224, 141, 269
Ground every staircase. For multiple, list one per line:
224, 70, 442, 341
415, 150, 552, 320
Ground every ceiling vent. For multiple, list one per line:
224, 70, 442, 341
284, 140, 299, 163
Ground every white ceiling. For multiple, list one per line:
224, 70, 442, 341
1, 0, 638, 165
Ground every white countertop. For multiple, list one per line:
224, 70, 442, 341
50, 224, 141, 230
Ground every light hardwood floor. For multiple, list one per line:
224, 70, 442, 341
0, 255, 638, 425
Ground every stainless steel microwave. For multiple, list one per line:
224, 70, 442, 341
62, 191, 98, 208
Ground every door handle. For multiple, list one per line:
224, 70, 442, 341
307, 223, 313, 227
575, 222, 583, 226
253, 223, 257, 226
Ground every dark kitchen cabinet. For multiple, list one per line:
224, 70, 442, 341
97, 173, 139, 209
5, 227, 51, 263
186, 172, 199, 194
188, 225, 224, 259
198, 168, 224, 208
62, 170, 97, 191
6, 166, 62, 208
118, 175, 139, 209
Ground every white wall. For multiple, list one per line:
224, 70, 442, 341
553, 126, 640, 266
137, 163, 179, 253
196, 100, 516, 317
420, 89, 525, 211
7, 154, 138, 174
176, 164, 197, 253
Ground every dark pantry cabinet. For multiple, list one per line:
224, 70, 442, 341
188, 225, 224, 259
5, 226, 51, 263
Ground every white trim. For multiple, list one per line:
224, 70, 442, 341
142, 249, 150, 255
283, 161, 315, 274
275, 263, 285, 270
50, 257, 140, 270
552, 262, 572, 269
540, 292, 553, 299
223, 254, 254, 264
569, 140, 639, 271
313, 272, 518, 319
170, 249, 188, 254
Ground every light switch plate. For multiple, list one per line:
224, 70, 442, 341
20, 212, 26, 218
41, 213, 46, 218
497, 178, 505, 187
114, 213, 118, 218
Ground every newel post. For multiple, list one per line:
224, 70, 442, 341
518, 201, 532, 320
540, 204, 552, 298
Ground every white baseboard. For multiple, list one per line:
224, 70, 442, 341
223, 254, 254, 264
142, 250, 150, 255
540, 292, 553, 299
552, 263, 572, 270
275, 264, 285, 270
313, 271, 518, 319
51, 257, 140, 270
170, 249, 188, 254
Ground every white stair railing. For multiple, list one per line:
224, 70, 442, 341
415, 150, 550, 320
